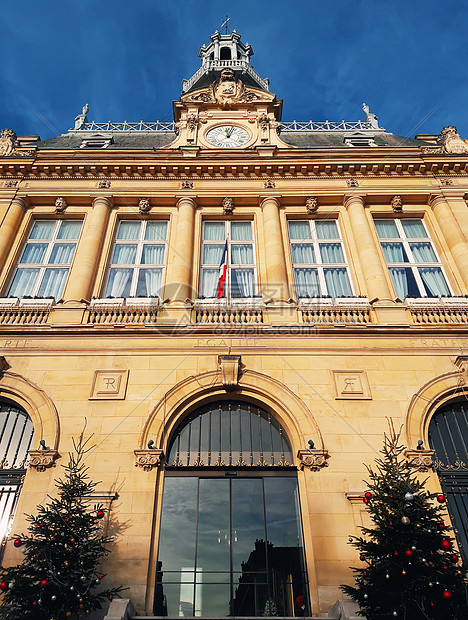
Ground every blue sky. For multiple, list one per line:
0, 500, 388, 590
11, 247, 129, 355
1, 0, 468, 141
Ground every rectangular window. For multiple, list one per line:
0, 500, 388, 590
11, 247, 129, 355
288, 220, 352, 298
375, 218, 451, 299
104, 220, 168, 298
7, 220, 82, 299
200, 221, 256, 298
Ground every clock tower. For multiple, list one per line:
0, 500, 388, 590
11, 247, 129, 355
170, 29, 287, 150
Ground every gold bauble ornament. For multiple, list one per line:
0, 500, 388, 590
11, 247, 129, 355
401, 517, 410, 525
402, 570, 406, 575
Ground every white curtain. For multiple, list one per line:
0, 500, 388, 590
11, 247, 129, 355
137, 269, 162, 296
38, 268, 68, 299
57, 221, 82, 240
20, 244, 47, 264
375, 220, 398, 239
324, 269, 352, 297
316, 221, 338, 240
142, 244, 165, 265
231, 268, 254, 297
288, 221, 311, 240
402, 220, 426, 238
295, 268, 319, 297
117, 222, 141, 240
291, 243, 315, 264
8, 268, 38, 297
145, 222, 167, 241
419, 267, 450, 296
410, 242, 436, 263
389, 267, 410, 299
231, 244, 253, 265
201, 269, 218, 297
105, 268, 132, 297
320, 243, 344, 263
231, 222, 251, 241
381, 242, 406, 263
29, 221, 54, 240
203, 245, 224, 265
50, 244, 76, 265
203, 222, 225, 241
112, 244, 137, 265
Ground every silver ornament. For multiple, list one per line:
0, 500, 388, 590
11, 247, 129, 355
8, 582, 14, 590
51, 595, 56, 601
404, 492, 414, 501
363, 594, 368, 599
80, 575, 86, 581
386, 574, 390, 579
393, 613, 398, 617
70, 586, 74, 591
95, 579, 99, 584
38, 599, 42, 605
411, 546, 416, 550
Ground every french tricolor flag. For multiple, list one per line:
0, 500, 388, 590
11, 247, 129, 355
216, 241, 228, 299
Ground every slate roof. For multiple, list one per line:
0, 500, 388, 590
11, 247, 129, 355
279, 131, 429, 149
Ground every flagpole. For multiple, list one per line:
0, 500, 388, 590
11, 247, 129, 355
226, 232, 230, 306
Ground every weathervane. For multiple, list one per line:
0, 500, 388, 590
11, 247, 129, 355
220, 15, 231, 34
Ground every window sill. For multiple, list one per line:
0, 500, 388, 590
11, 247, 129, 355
90, 298, 125, 307
405, 297, 440, 306
125, 297, 159, 307
335, 297, 370, 305
194, 297, 264, 309
298, 297, 333, 306
19, 298, 54, 308
439, 297, 468, 305
0, 297, 19, 307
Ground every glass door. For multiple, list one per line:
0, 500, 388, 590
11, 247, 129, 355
154, 475, 309, 617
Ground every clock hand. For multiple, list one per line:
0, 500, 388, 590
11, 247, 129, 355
225, 127, 233, 138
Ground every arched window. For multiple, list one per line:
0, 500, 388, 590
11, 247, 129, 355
428, 401, 468, 562
155, 401, 309, 617
0, 402, 35, 562
220, 47, 232, 60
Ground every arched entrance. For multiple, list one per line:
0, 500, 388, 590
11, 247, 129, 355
428, 400, 468, 562
154, 400, 309, 617
0, 400, 35, 562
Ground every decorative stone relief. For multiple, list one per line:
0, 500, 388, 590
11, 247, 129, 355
264, 178, 275, 189
4, 180, 18, 188
440, 126, 468, 154
187, 113, 198, 132
0, 357, 10, 374
28, 449, 60, 472
90, 370, 129, 400
0, 129, 17, 156
98, 179, 111, 189
439, 178, 454, 185
138, 198, 151, 214
404, 449, 435, 472
218, 355, 241, 389
454, 355, 468, 383
306, 196, 318, 213
222, 197, 234, 214
74, 103, 89, 130
181, 180, 193, 189
297, 448, 330, 471
391, 195, 403, 212
257, 112, 269, 131
347, 178, 359, 187
332, 370, 372, 400
54, 197, 68, 213
134, 448, 164, 471
420, 145, 444, 154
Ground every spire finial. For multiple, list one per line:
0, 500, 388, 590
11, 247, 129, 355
220, 15, 231, 34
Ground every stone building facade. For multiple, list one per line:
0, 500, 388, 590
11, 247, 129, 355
0, 29, 467, 618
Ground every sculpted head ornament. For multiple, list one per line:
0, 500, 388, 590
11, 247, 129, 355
0, 129, 17, 157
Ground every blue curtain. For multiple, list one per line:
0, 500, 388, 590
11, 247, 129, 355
105, 268, 132, 297
291, 243, 315, 264
145, 222, 168, 241
50, 244, 76, 265
29, 221, 54, 240
20, 244, 47, 264
231, 222, 252, 241
288, 222, 311, 240
320, 243, 344, 263
112, 244, 137, 265
402, 220, 427, 238
375, 220, 398, 239
324, 269, 352, 297
410, 242, 437, 263
231, 268, 254, 297
38, 269, 68, 299
142, 244, 165, 265
389, 267, 420, 298
419, 267, 450, 296
204, 222, 225, 241
381, 242, 407, 263
231, 244, 253, 265
203, 245, 224, 265
57, 221, 82, 240
201, 269, 218, 298
136, 269, 163, 296
117, 222, 141, 240
8, 268, 39, 297
316, 221, 338, 239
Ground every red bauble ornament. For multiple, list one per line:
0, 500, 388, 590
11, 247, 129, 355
404, 549, 414, 558
13, 538, 22, 548
450, 554, 459, 563
65, 518, 69, 522
440, 539, 453, 552
360, 554, 365, 561
442, 590, 453, 600
364, 491, 372, 500
107, 595, 113, 601
32, 601, 38, 607
40, 579, 47, 587
96, 510, 105, 519
437, 494, 446, 503
394, 551, 398, 556
0, 582, 9, 592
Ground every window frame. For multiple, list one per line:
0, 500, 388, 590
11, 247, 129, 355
6, 219, 82, 299
199, 220, 257, 299
103, 219, 169, 299
375, 217, 452, 298
287, 218, 354, 299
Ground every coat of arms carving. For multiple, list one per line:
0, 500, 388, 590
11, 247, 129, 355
183, 68, 270, 108
0, 129, 17, 157
440, 126, 468, 154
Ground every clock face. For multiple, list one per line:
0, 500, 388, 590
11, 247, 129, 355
206, 125, 249, 148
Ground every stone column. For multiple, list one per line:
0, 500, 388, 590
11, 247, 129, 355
62, 196, 113, 302
344, 194, 393, 301
0, 196, 29, 272
163, 196, 196, 302
261, 196, 289, 301
430, 194, 468, 290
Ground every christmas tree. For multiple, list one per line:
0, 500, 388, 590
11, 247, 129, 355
341, 422, 467, 619
0, 431, 124, 619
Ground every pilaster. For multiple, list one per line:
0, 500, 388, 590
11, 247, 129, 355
0, 195, 29, 278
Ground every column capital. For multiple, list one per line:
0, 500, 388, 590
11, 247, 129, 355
428, 193, 445, 209
343, 193, 365, 209
11, 195, 30, 210
259, 195, 281, 209
92, 195, 113, 209
175, 196, 197, 208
